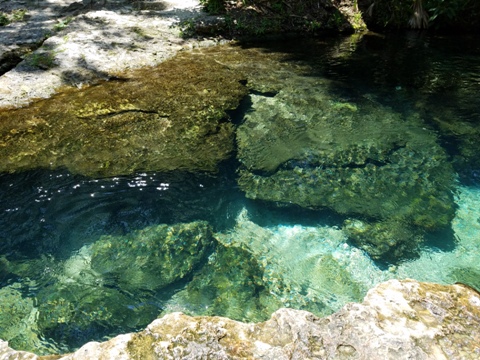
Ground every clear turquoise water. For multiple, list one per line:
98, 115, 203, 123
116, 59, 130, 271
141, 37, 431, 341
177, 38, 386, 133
1, 32, 479, 354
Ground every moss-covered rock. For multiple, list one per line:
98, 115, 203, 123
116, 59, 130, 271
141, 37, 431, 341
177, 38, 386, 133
0, 49, 248, 177
161, 242, 283, 323
90, 221, 214, 293
35, 284, 160, 350
448, 267, 480, 292
237, 76, 456, 260
0, 284, 41, 354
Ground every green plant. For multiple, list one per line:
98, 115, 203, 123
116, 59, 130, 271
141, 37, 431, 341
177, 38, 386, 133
365, 0, 478, 29
177, 18, 197, 38
53, 16, 73, 32
428, 0, 469, 23
0, 9, 28, 26
306, 20, 323, 32
0, 13, 8, 26
199, 0, 225, 14
25, 50, 59, 70
11, 9, 27, 21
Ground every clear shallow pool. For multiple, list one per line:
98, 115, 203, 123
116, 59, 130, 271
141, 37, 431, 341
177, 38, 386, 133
0, 32, 479, 354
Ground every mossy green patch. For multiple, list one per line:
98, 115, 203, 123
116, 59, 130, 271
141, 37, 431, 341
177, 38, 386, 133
162, 241, 283, 323
0, 47, 248, 177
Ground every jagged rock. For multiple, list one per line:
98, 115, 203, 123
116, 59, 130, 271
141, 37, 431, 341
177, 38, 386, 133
0, 340, 38, 360
2, 279, 479, 359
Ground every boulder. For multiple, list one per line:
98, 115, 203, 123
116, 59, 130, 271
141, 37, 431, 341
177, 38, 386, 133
91, 221, 214, 292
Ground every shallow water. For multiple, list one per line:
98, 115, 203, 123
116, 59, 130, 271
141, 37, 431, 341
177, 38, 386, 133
1, 32, 479, 354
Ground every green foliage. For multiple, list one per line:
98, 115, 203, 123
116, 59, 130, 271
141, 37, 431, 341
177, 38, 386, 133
53, 16, 73, 32
0, 13, 8, 26
177, 18, 198, 38
363, 0, 479, 30
11, 8, 27, 21
25, 50, 58, 69
0, 9, 28, 26
199, 0, 225, 14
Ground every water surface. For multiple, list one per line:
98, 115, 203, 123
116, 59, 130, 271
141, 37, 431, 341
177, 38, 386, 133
1, 32, 479, 354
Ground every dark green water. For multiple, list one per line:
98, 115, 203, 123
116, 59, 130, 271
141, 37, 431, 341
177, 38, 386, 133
1, 32, 479, 355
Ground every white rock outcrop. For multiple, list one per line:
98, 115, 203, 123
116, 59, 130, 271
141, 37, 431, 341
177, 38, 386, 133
2, 279, 479, 360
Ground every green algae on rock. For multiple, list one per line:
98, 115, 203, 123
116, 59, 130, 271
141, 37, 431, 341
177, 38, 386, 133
448, 267, 480, 292
0, 284, 42, 354
91, 221, 214, 293
236, 76, 457, 260
161, 241, 284, 323
0, 48, 248, 177
212, 209, 367, 316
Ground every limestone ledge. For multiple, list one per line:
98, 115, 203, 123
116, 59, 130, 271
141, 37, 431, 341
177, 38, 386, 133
1, 279, 479, 360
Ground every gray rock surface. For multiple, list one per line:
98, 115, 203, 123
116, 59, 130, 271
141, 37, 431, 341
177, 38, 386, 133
2, 279, 480, 359
0, 0, 220, 109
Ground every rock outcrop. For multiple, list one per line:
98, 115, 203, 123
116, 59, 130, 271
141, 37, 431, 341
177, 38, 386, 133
0, 0, 218, 109
2, 279, 479, 359
0, 47, 248, 176
236, 75, 456, 260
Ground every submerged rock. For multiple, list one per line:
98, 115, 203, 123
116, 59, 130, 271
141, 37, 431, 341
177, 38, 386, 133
0, 284, 42, 354
160, 241, 284, 323
91, 221, 214, 293
237, 76, 457, 260
212, 209, 368, 316
2, 279, 479, 359
0, 48, 247, 177
0, 221, 215, 353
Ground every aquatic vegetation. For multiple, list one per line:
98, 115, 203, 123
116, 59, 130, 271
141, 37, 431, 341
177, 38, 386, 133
237, 76, 457, 260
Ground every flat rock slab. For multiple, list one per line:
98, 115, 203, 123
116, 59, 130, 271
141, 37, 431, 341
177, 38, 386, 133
0, 0, 220, 108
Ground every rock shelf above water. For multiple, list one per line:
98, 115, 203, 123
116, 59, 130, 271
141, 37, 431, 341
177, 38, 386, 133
1, 279, 479, 359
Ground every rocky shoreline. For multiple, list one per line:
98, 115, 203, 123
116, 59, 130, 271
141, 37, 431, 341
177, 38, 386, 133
1, 279, 480, 359
0, 0, 224, 109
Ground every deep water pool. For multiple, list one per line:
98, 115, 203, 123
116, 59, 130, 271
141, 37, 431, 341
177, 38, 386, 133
0, 32, 479, 354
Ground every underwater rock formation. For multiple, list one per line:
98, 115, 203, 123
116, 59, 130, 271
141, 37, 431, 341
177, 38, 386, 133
91, 221, 214, 293
3, 279, 480, 359
212, 209, 368, 317
236, 76, 457, 260
0, 285, 41, 353
0, 50, 247, 177
0, 221, 216, 353
160, 241, 284, 323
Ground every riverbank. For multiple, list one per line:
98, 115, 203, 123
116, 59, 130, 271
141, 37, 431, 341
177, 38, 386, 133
0, 0, 226, 108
